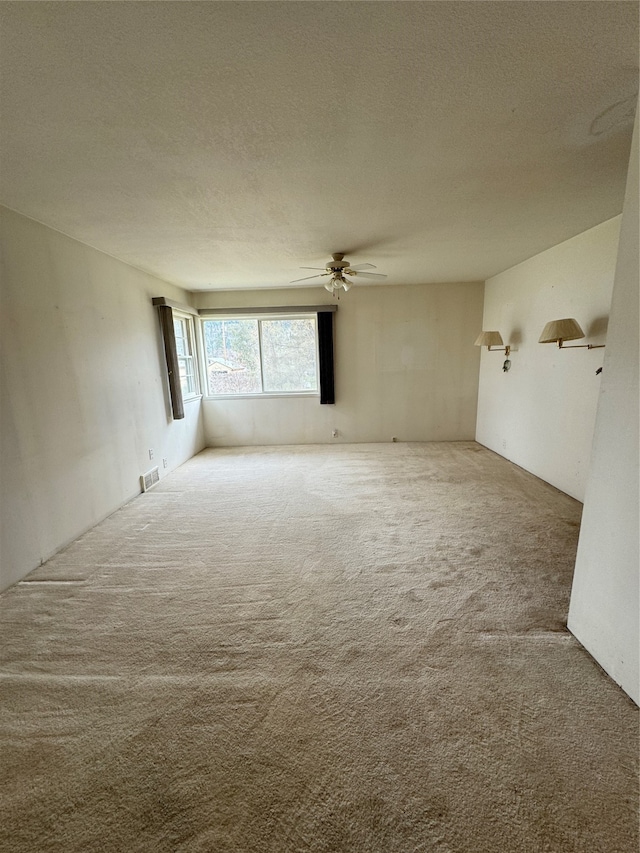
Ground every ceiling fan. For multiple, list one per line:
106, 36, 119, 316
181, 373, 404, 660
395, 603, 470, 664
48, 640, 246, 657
290, 253, 387, 294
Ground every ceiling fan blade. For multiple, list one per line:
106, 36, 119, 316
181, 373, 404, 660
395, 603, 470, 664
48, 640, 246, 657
299, 267, 328, 271
348, 263, 376, 271
353, 272, 387, 279
289, 273, 329, 283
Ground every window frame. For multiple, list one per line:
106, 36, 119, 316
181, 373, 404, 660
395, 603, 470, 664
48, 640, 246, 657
200, 312, 321, 400
172, 310, 201, 401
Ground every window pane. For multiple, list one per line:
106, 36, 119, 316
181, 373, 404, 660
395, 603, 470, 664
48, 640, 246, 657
173, 318, 187, 356
203, 319, 261, 394
177, 356, 196, 396
261, 318, 317, 393
178, 356, 190, 395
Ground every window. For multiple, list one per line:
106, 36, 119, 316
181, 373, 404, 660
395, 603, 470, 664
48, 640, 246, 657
172, 313, 199, 398
202, 315, 318, 397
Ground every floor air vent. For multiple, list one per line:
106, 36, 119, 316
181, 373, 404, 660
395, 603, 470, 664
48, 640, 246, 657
141, 467, 160, 492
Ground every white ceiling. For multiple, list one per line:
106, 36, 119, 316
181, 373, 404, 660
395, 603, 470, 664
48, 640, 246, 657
1, 2, 637, 291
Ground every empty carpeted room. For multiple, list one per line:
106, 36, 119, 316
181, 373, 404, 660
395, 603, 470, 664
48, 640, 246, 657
0, 3, 638, 852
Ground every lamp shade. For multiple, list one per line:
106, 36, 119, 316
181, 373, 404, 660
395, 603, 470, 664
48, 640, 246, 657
538, 318, 585, 344
474, 331, 504, 348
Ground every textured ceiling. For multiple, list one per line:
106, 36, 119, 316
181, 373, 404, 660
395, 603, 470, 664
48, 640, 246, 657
0, 2, 637, 291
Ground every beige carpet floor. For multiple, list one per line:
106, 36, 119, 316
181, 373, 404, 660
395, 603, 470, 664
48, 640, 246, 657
0, 442, 637, 852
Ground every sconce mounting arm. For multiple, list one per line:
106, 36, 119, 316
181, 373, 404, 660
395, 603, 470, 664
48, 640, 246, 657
557, 341, 605, 350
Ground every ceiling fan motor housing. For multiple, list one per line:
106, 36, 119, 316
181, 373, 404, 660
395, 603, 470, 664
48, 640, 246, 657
328, 253, 349, 272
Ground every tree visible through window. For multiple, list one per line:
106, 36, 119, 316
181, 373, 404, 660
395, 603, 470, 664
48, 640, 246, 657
203, 316, 318, 396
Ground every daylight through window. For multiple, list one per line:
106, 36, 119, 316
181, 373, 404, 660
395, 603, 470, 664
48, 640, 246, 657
202, 316, 318, 396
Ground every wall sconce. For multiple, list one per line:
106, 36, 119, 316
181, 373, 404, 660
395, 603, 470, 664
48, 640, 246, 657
538, 318, 605, 349
474, 331, 511, 371
474, 331, 510, 356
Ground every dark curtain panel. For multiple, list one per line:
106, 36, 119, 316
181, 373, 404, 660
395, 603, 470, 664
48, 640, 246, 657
317, 311, 335, 404
157, 304, 185, 420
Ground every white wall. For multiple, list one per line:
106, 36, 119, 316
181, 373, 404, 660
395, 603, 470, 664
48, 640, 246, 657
0, 207, 205, 591
475, 217, 620, 500
568, 110, 639, 704
194, 282, 484, 446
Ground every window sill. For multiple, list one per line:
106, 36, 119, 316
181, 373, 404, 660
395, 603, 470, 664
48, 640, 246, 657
204, 392, 320, 401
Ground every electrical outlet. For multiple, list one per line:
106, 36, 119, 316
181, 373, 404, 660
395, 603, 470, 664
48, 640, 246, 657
163, 458, 168, 468
392, 436, 397, 442
148, 448, 154, 460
